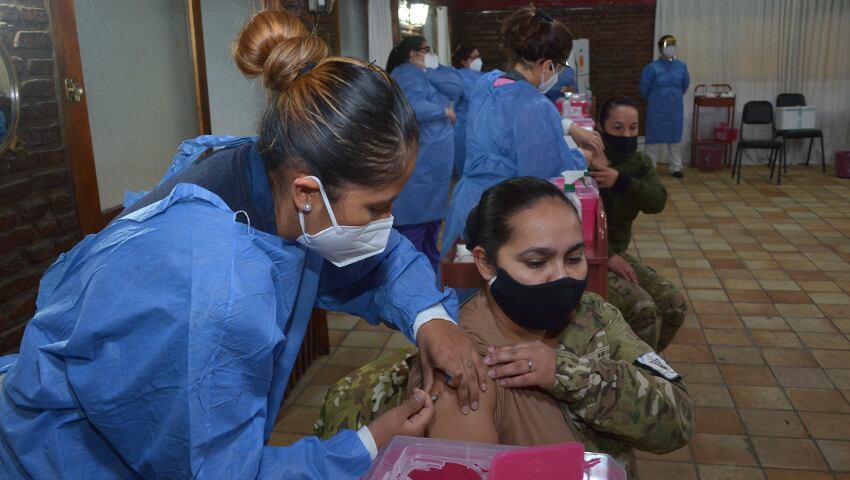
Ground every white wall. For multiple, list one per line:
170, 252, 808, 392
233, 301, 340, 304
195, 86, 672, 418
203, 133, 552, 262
75, 0, 199, 209
202, 0, 266, 137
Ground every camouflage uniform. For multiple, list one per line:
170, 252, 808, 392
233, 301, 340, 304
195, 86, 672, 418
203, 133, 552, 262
607, 253, 687, 352
597, 138, 687, 352
550, 292, 694, 478
314, 345, 418, 439
316, 293, 694, 479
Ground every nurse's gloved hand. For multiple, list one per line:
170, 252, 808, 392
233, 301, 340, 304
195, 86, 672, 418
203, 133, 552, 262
417, 319, 487, 416
445, 105, 457, 124
368, 388, 435, 450
568, 124, 604, 157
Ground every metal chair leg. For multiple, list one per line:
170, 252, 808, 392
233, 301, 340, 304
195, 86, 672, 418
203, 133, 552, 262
784, 141, 789, 174
806, 137, 814, 166
778, 147, 784, 185
767, 150, 776, 180
732, 147, 744, 185
770, 149, 777, 180
732, 144, 740, 180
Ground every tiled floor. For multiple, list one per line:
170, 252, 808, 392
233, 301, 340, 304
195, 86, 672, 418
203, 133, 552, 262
272, 164, 850, 479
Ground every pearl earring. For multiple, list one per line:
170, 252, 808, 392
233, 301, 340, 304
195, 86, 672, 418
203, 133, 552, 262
302, 203, 312, 213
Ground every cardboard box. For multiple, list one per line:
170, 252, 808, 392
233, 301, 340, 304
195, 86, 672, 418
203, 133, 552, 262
776, 106, 817, 130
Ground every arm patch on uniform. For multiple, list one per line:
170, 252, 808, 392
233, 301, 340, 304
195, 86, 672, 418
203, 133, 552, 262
635, 352, 681, 381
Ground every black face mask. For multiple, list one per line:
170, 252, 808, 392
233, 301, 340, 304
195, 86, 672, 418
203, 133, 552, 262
602, 132, 638, 156
489, 267, 587, 332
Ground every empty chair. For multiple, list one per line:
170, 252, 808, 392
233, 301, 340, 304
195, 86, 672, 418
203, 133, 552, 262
732, 101, 784, 185
775, 93, 825, 173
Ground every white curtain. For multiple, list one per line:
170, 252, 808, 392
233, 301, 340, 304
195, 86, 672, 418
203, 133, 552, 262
655, 0, 850, 164
436, 6, 451, 65
368, 0, 394, 67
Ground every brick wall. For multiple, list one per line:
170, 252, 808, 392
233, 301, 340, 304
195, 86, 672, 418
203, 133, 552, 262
0, 0, 79, 354
450, 4, 656, 131
279, 0, 339, 53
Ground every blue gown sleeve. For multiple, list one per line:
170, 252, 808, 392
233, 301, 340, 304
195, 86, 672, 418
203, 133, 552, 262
681, 63, 690, 94
316, 229, 459, 343
513, 95, 585, 177
58, 208, 372, 479
639, 63, 654, 99
427, 66, 464, 102
393, 67, 447, 124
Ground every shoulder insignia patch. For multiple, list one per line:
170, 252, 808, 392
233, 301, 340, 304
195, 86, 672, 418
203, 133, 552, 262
635, 352, 681, 381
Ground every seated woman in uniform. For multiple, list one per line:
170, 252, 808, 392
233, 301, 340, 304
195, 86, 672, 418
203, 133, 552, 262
407, 177, 693, 476
588, 96, 687, 352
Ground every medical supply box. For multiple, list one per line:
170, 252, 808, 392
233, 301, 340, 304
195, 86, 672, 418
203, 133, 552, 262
575, 176, 599, 243
361, 436, 626, 480
775, 106, 816, 130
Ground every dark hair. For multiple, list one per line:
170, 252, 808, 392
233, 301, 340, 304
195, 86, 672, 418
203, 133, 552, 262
386, 36, 427, 74
465, 177, 578, 264
598, 96, 640, 128
451, 43, 478, 68
658, 35, 675, 50
500, 6, 572, 67
235, 10, 419, 200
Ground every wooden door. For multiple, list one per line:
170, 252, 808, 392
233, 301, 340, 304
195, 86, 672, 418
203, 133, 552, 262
49, 0, 210, 231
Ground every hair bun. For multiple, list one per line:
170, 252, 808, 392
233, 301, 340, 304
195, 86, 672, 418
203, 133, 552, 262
234, 10, 329, 92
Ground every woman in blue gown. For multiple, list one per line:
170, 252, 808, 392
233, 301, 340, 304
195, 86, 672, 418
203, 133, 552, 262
386, 36, 463, 271
0, 11, 487, 480
640, 34, 690, 178
450, 43, 484, 177
442, 7, 592, 259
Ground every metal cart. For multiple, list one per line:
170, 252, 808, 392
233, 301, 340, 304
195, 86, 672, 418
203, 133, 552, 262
691, 84, 736, 166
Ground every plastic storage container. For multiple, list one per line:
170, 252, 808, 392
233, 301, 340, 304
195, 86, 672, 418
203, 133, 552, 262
575, 175, 599, 243
361, 436, 627, 480
837, 151, 850, 179
696, 144, 724, 172
714, 123, 738, 143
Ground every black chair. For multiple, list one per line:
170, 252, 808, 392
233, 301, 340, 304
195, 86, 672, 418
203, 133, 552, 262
776, 93, 825, 173
732, 101, 784, 185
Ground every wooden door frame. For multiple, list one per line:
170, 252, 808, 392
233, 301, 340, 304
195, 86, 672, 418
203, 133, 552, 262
188, 0, 212, 136
50, 0, 213, 230
50, 0, 104, 235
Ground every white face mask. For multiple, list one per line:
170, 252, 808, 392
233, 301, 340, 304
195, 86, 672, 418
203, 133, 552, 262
537, 63, 558, 93
296, 176, 394, 267
423, 52, 440, 69
469, 58, 483, 72
663, 45, 676, 59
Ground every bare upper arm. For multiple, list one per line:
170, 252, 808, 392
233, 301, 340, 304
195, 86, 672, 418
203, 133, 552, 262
424, 372, 499, 443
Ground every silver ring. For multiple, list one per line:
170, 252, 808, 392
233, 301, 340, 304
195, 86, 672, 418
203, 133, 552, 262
527, 359, 534, 372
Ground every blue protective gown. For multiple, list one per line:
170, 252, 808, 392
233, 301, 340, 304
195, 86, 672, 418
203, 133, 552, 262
441, 70, 587, 258
639, 58, 690, 144
453, 67, 484, 176
391, 63, 463, 226
0, 137, 458, 479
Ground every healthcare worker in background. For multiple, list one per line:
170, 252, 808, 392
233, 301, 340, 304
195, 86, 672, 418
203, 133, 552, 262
442, 6, 600, 259
544, 62, 578, 103
0, 11, 487, 480
387, 37, 462, 271
450, 43, 484, 177
640, 34, 690, 179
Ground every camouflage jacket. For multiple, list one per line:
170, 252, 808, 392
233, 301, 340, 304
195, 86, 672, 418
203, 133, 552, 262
551, 293, 694, 472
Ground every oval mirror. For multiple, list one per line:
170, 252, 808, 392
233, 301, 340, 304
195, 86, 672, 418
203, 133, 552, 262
0, 41, 21, 156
